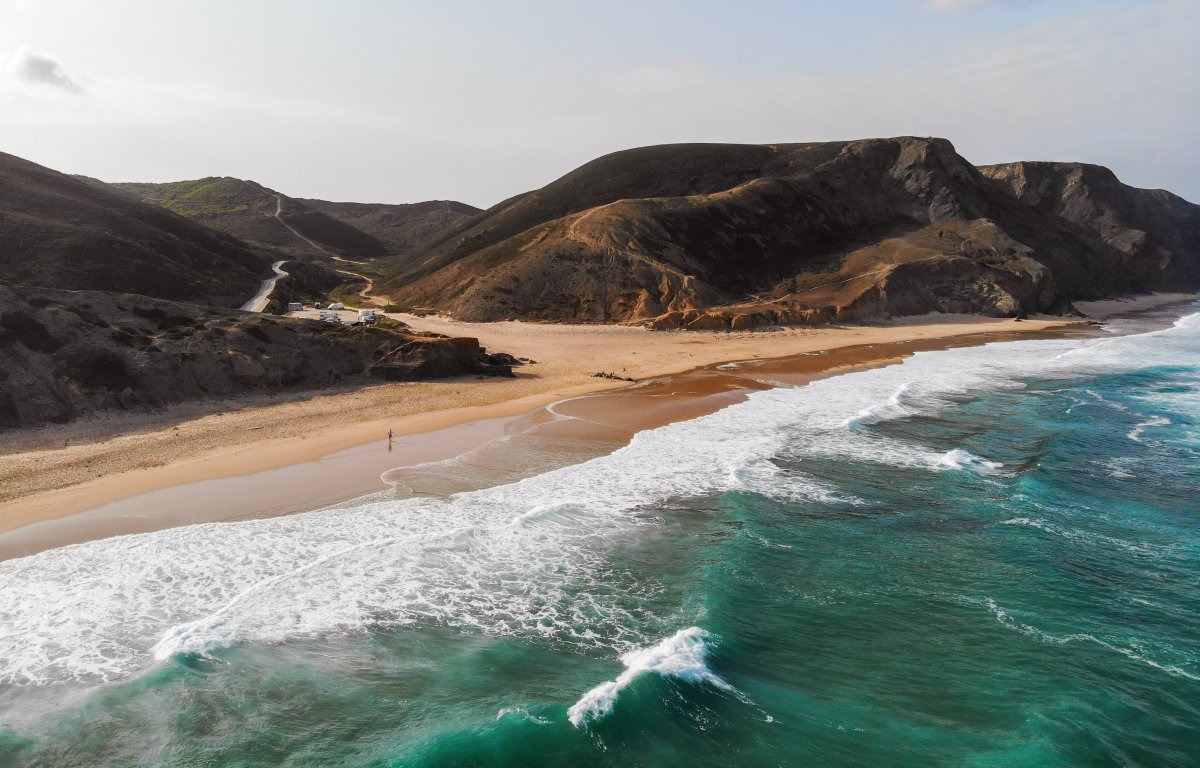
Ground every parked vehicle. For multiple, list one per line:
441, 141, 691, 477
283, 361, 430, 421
314, 302, 324, 309
287, 302, 304, 312
358, 309, 378, 324
319, 312, 341, 324
328, 302, 345, 311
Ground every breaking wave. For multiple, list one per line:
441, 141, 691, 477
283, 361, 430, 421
1, 312, 1196, 688
567, 627, 742, 727
844, 383, 912, 426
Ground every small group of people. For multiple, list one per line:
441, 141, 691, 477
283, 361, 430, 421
591, 370, 635, 382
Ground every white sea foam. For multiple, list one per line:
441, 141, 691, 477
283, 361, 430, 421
496, 707, 550, 725
996, 516, 1177, 559
734, 460, 860, 505
1085, 388, 1130, 411
1, 312, 1196, 687
1101, 457, 1138, 480
1128, 416, 1172, 443
567, 626, 741, 727
973, 597, 1200, 682
998, 517, 1061, 535
937, 449, 1005, 475
843, 383, 912, 426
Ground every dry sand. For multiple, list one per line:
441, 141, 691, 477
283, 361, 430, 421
2, 323, 1089, 560
0, 292, 1192, 546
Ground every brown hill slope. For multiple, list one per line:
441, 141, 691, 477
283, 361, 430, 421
378, 138, 1200, 327
0, 152, 272, 307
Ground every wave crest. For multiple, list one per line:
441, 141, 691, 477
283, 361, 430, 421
567, 627, 740, 727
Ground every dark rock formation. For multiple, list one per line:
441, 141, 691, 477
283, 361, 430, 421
0, 283, 513, 428
368, 337, 515, 380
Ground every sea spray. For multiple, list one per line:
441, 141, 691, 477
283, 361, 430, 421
567, 627, 741, 727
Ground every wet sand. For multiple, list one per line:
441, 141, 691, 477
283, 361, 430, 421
1, 292, 1193, 559
0, 324, 1083, 560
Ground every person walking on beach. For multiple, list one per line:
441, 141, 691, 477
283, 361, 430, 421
388, 429, 393, 442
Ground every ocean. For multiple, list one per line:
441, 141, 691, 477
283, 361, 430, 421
1, 306, 1197, 767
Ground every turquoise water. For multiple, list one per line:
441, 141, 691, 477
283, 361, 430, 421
1, 308, 1197, 766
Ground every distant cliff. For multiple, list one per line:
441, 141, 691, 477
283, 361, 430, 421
376, 138, 1200, 328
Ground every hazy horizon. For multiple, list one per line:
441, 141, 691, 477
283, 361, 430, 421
2, 0, 1197, 208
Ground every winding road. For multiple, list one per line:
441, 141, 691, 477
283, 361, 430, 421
242, 181, 385, 308
240, 259, 290, 312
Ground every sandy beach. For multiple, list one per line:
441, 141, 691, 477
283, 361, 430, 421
0, 292, 1194, 556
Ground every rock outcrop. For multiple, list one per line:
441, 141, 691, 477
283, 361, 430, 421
0, 283, 513, 429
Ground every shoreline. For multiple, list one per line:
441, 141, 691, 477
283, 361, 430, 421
0, 292, 1194, 557
0, 324, 1081, 560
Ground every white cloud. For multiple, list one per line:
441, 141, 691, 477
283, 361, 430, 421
7, 47, 82, 93
0, 2, 1194, 205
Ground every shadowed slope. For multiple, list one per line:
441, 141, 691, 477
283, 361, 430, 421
298, 198, 481, 258
1, 153, 272, 307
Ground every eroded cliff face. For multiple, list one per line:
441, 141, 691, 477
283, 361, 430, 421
978, 161, 1200, 297
0, 284, 513, 429
379, 138, 1200, 329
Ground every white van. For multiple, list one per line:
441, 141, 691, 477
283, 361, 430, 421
287, 302, 303, 312
328, 303, 345, 311
358, 309, 378, 323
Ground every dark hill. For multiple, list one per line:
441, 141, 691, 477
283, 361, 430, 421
113, 177, 390, 261
0, 152, 273, 307
977, 161, 1200, 298
385, 142, 843, 280
377, 138, 1200, 328
297, 198, 481, 258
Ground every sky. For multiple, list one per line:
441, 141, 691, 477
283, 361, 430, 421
0, 0, 1196, 207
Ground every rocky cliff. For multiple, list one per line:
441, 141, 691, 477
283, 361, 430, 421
377, 138, 1200, 328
